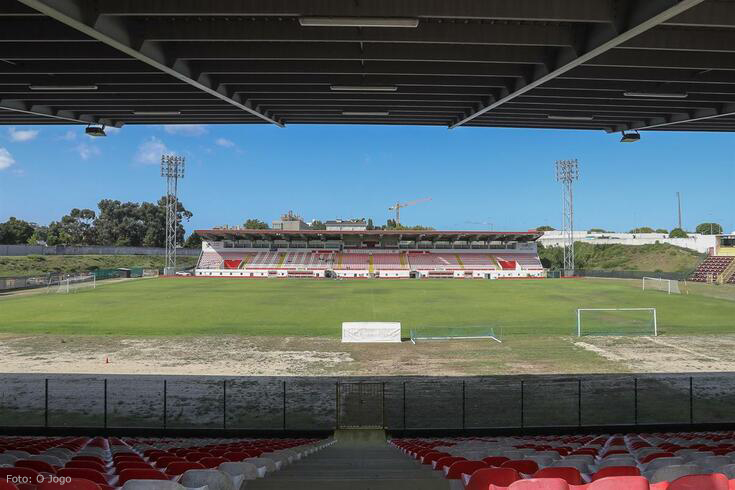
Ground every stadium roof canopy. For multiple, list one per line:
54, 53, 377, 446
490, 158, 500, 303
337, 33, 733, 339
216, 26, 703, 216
196, 229, 543, 243
5, 0, 735, 132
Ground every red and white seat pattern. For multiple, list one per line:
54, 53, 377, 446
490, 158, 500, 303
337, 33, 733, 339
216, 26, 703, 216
689, 256, 735, 283
337, 253, 370, 270
0, 435, 333, 490
392, 431, 735, 489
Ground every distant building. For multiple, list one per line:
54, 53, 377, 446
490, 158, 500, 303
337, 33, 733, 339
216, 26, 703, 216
326, 219, 367, 231
272, 211, 309, 231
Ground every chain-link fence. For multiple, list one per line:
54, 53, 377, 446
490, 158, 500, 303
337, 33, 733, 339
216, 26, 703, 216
573, 269, 691, 281
2, 374, 735, 431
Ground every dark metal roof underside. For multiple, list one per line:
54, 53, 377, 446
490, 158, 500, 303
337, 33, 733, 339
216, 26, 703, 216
5, 1, 735, 132
195, 229, 542, 242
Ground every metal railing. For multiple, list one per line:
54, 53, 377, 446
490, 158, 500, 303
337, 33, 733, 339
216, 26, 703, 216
2, 374, 735, 432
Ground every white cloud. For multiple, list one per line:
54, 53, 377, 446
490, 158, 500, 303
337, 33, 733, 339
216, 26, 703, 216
104, 126, 121, 135
215, 137, 235, 148
0, 147, 16, 170
76, 143, 101, 160
163, 124, 207, 136
135, 136, 169, 164
59, 130, 77, 141
8, 127, 39, 142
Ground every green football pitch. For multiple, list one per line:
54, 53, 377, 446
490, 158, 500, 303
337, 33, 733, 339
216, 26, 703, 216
2, 277, 734, 337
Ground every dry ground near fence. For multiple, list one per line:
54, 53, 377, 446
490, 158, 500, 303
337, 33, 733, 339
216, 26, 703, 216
2, 333, 735, 376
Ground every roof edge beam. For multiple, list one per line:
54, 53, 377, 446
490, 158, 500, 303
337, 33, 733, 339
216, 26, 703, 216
449, 0, 706, 129
16, 0, 284, 127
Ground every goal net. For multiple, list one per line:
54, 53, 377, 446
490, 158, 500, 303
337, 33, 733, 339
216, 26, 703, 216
47, 273, 96, 294
410, 326, 502, 344
576, 308, 657, 336
642, 277, 680, 294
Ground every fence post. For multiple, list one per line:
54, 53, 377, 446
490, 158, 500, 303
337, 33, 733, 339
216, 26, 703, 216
461, 380, 466, 430
520, 380, 525, 429
633, 377, 638, 426
104, 379, 108, 429
335, 382, 339, 429
282, 381, 287, 430
577, 379, 582, 427
163, 380, 167, 430
689, 376, 694, 425
382, 381, 386, 429
44, 379, 49, 428
223, 380, 227, 430
402, 382, 407, 429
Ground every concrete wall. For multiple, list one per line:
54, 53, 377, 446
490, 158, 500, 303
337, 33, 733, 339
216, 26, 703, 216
0, 244, 200, 257
538, 231, 716, 254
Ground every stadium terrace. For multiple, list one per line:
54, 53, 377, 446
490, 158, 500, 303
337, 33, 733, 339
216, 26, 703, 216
194, 229, 544, 279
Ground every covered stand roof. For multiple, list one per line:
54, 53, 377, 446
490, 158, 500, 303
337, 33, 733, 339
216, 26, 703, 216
195, 229, 542, 243
5, 1, 735, 132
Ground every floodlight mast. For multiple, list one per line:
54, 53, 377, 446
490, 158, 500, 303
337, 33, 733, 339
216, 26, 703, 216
555, 159, 579, 277
161, 154, 185, 275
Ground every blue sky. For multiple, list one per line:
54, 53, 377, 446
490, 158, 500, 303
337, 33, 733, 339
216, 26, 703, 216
0, 123, 733, 235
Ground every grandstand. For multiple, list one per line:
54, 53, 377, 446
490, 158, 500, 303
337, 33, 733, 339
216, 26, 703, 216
194, 229, 544, 279
688, 235, 735, 284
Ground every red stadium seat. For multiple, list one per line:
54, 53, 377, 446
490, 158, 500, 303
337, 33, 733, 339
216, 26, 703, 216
184, 452, 212, 462
154, 456, 185, 468
484, 457, 511, 467
434, 456, 465, 471
445, 460, 487, 479
502, 460, 540, 475
222, 451, 251, 462
38, 478, 100, 490
642, 453, 675, 464
507, 478, 570, 489
592, 466, 641, 481
117, 469, 168, 485
57, 469, 109, 486
64, 461, 107, 473
71, 457, 105, 466
15, 460, 56, 475
466, 467, 521, 490
668, 473, 729, 490
0, 481, 18, 490
0, 468, 42, 481
115, 461, 152, 472
588, 476, 651, 489
533, 467, 583, 485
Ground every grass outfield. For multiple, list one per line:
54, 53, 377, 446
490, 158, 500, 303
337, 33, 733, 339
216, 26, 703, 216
2, 277, 734, 337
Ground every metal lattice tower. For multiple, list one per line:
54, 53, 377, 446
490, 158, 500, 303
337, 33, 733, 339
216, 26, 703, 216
555, 159, 579, 277
161, 154, 185, 275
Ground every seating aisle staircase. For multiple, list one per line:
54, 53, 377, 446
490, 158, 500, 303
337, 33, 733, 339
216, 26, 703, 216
247, 430, 449, 490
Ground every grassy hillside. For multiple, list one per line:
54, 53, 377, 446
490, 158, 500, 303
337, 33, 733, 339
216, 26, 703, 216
1, 277, 733, 336
0, 254, 199, 277
539, 242, 703, 273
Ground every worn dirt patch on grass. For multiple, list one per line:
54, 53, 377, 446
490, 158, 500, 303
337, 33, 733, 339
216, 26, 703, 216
573, 335, 735, 372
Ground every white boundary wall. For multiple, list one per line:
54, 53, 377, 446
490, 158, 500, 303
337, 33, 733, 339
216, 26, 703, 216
539, 231, 717, 254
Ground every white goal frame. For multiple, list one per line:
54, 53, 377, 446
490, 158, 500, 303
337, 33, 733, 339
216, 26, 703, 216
576, 307, 657, 337
47, 273, 96, 294
642, 277, 680, 294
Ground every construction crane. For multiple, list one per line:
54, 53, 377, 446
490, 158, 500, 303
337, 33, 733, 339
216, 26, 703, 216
388, 197, 431, 226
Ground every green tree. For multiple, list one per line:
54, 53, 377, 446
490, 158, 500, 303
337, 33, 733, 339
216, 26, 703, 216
669, 228, 689, 238
366, 218, 374, 230
536, 225, 555, 231
629, 227, 655, 233
184, 233, 202, 249
588, 228, 606, 233
695, 222, 723, 235
243, 219, 269, 229
0, 217, 35, 244
95, 197, 191, 247
655, 228, 669, 234
309, 220, 327, 230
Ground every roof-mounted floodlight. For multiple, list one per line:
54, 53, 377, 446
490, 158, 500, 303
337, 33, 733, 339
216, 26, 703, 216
85, 124, 106, 137
620, 130, 640, 143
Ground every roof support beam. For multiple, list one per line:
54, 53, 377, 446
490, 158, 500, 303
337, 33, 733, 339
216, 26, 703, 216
0, 98, 120, 126
449, 0, 706, 128
16, 0, 283, 127
615, 104, 735, 132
